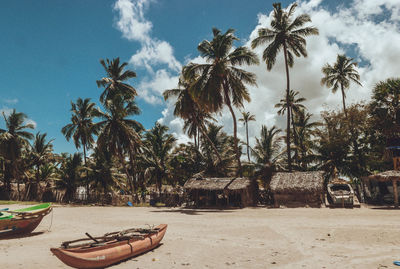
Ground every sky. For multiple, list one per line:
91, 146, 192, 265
0, 0, 399, 154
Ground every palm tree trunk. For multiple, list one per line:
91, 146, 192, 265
83, 144, 90, 202
246, 122, 250, 162
283, 43, 292, 172
341, 85, 347, 117
223, 80, 242, 177
291, 110, 299, 167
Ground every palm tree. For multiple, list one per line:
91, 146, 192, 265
184, 28, 259, 176
55, 153, 83, 203
62, 98, 96, 200
163, 76, 222, 163
25, 132, 54, 200
251, 125, 283, 186
96, 57, 137, 104
239, 111, 256, 162
142, 123, 176, 195
321, 54, 362, 116
94, 96, 143, 197
200, 123, 235, 177
87, 147, 123, 197
275, 90, 306, 166
0, 109, 34, 198
293, 109, 320, 170
251, 2, 318, 171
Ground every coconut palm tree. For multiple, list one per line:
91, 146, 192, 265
251, 125, 283, 186
163, 76, 221, 163
200, 123, 235, 177
62, 98, 96, 168
275, 90, 306, 166
293, 109, 320, 170
0, 109, 34, 198
25, 132, 54, 200
321, 54, 362, 116
96, 57, 137, 104
94, 96, 143, 196
55, 153, 83, 203
142, 123, 176, 195
251, 2, 318, 171
239, 111, 256, 162
86, 147, 124, 197
62, 98, 96, 200
184, 28, 259, 176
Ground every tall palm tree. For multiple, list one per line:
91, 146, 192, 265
142, 123, 176, 195
163, 76, 222, 163
275, 90, 306, 166
62, 98, 96, 169
62, 98, 96, 200
252, 2, 318, 171
96, 57, 137, 104
184, 28, 259, 176
321, 54, 362, 116
239, 111, 256, 162
0, 109, 34, 198
94, 96, 143, 197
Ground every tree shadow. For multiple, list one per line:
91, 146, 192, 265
0, 231, 46, 240
370, 206, 400, 210
149, 208, 237, 215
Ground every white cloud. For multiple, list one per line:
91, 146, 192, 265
3, 98, 18, 105
113, 0, 400, 152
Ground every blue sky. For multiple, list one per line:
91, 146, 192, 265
0, 0, 399, 154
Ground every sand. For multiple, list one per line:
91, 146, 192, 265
1, 205, 400, 269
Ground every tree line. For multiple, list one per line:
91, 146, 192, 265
0, 3, 398, 202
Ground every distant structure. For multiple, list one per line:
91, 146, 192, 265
184, 177, 257, 208
270, 171, 325, 207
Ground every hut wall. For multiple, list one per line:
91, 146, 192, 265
274, 192, 323, 208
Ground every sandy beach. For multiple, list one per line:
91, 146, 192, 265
1, 205, 400, 269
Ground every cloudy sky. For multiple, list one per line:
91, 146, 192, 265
1, 0, 399, 153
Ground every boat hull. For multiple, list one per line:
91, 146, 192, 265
0, 203, 52, 237
51, 224, 167, 269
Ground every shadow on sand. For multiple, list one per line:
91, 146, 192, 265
149, 208, 238, 215
370, 206, 400, 210
0, 231, 46, 240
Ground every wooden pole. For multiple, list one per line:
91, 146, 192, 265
393, 179, 399, 209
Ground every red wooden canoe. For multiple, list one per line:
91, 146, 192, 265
51, 224, 167, 269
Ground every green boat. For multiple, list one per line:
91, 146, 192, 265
0, 203, 52, 237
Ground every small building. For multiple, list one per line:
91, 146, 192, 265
184, 177, 256, 208
270, 171, 325, 207
363, 170, 400, 207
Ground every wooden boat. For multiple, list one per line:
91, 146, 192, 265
51, 224, 167, 269
0, 203, 52, 237
327, 181, 354, 207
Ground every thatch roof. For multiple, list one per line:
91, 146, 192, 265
184, 177, 251, 191
367, 170, 400, 182
270, 171, 324, 194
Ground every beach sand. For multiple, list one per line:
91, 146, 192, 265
1, 205, 400, 268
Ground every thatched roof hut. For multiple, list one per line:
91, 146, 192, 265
364, 170, 400, 207
270, 171, 325, 207
184, 177, 256, 207
367, 170, 400, 181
